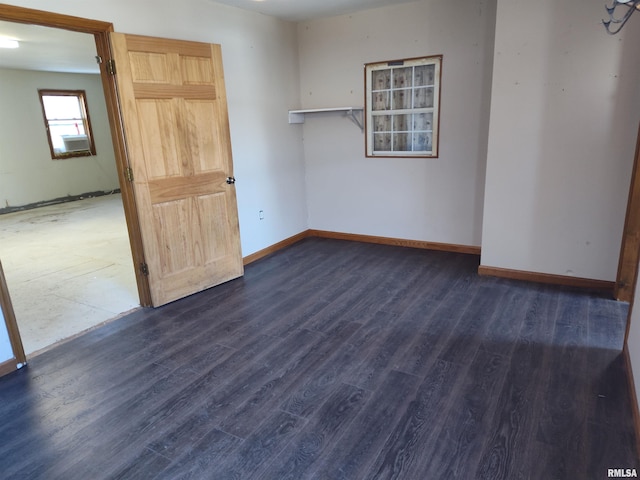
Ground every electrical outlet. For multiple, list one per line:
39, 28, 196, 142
259, 210, 264, 220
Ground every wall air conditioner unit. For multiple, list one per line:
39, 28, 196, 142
61, 135, 90, 153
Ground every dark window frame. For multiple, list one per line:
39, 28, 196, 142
38, 89, 97, 160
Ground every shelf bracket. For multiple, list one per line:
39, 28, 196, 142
343, 109, 364, 132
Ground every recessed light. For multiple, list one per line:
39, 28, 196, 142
0, 37, 19, 49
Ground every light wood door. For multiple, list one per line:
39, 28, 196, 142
110, 33, 243, 306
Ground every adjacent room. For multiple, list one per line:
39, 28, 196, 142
0, 22, 139, 354
1, 0, 640, 478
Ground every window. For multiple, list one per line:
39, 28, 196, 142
38, 89, 96, 159
365, 55, 442, 158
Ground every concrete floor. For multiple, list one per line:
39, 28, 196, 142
0, 194, 139, 356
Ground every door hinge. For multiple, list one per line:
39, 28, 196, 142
140, 262, 149, 276
125, 167, 134, 182
107, 59, 116, 76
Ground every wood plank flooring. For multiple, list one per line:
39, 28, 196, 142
0, 237, 637, 479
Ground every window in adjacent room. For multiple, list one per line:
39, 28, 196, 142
38, 89, 96, 159
365, 55, 442, 158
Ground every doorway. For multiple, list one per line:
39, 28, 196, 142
0, 4, 244, 363
0, 4, 151, 357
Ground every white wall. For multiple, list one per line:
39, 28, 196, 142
481, 0, 640, 281
4, 0, 308, 258
0, 68, 119, 207
297, 0, 496, 246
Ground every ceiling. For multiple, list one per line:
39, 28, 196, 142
210, 0, 419, 22
0, 21, 99, 74
0, 0, 416, 74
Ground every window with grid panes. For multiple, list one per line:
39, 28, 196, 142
365, 55, 442, 157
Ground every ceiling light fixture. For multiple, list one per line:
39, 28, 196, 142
0, 37, 19, 49
603, 0, 640, 34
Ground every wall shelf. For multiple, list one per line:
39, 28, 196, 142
288, 107, 364, 132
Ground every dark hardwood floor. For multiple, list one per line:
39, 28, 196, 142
0, 238, 637, 479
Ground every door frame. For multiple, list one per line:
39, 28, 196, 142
617, 123, 640, 342
0, 260, 25, 372
0, 4, 152, 308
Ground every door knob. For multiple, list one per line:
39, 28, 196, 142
226, 176, 236, 184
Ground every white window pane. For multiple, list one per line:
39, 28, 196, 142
393, 133, 412, 151
372, 70, 390, 90
414, 87, 434, 108
413, 112, 433, 131
42, 95, 82, 119
413, 132, 432, 151
374, 132, 391, 151
414, 65, 435, 86
374, 115, 391, 132
372, 91, 390, 111
393, 67, 413, 88
392, 89, 411, 110
393, 114, 411, 132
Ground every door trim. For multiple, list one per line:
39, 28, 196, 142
0, 4, 152, 307
616, 123, 640, 307
0, 260, 25, 368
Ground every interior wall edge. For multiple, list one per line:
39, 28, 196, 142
243, 230, 312, 265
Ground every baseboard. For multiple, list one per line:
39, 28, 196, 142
308, 230, 481, 255
478, 265, 615, 294
242, 229, 481, 265
244, 232, 612, 294
623, 345, 640, 460
0, 357, 18, 377
243, 231, 312, 265
0, 189, 122, 215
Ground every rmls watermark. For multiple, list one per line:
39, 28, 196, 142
608, 468, 638, 478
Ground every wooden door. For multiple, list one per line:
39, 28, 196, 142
110, 33, 243, 306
